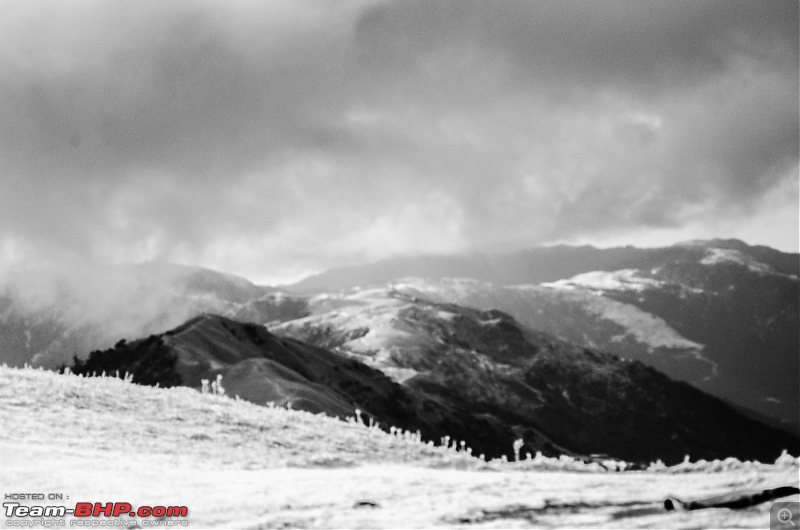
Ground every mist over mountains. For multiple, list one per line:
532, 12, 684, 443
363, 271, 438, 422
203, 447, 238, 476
2, 238, 798, 461
0, 261, 306, 367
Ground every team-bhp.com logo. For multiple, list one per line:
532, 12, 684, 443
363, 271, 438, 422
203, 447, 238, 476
4, 501, 188, 527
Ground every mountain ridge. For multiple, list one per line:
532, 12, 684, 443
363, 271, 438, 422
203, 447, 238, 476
5, 238, 797, 451
273, 288, 800, 464
282, 239, 799, 430
289, 239, 798, 292
66, 313, 523, 460
68, 308, 800, 464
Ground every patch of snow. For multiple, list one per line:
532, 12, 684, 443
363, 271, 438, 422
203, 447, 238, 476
393, 277, 488, 299
700, 248, 773, 274
349, 287, 398, 302
536, 288, 707, 354
381, 367, 419, 383
542, 269, 664, 293
584, 296, 706, 352
435, 310, 457, 321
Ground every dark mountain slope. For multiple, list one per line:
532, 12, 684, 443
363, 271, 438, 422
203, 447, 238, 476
600, 259, 798, 430
273, 289, 800, 464
66, 314, 519, 459
288, 239, 799, 430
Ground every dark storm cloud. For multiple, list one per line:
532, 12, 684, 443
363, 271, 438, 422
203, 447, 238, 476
0, 3, 353, 174
352, 0, 798, 216
0, 1, 364, 258
0, 0, 797, 281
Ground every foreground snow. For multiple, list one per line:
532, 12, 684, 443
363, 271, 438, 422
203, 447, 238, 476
1, 366, 797, 529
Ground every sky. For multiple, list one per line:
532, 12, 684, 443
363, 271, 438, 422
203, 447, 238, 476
1, 0, 798, 284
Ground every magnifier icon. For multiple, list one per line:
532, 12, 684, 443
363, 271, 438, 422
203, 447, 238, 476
778, 508, 796, 526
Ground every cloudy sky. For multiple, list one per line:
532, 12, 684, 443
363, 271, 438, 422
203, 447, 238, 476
1, 0, 797, 284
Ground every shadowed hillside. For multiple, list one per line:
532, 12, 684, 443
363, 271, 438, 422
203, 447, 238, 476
63, 296, 799, 466
66, 314, 520, 460
287, 239, 800, 431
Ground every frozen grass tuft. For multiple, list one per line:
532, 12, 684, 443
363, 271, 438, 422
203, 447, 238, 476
200, 374, 226, 396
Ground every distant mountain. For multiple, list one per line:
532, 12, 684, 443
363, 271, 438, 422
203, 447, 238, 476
6, 240, 798, 458
271, 289, 799, 464
290, 239, 798, 292
287, 239, 800, 433
0, 262, 308, 368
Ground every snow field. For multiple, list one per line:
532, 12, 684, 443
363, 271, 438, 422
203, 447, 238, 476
1, 366, 797, 528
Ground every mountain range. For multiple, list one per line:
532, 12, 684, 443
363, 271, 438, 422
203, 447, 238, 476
67, 307, 799, 465
2, 238, 797, 460
288, 239, 800, 432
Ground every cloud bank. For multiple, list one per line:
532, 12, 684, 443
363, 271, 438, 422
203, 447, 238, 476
1, 0, 797, 282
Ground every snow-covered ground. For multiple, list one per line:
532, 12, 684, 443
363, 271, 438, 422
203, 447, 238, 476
1, 366, 797, 529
